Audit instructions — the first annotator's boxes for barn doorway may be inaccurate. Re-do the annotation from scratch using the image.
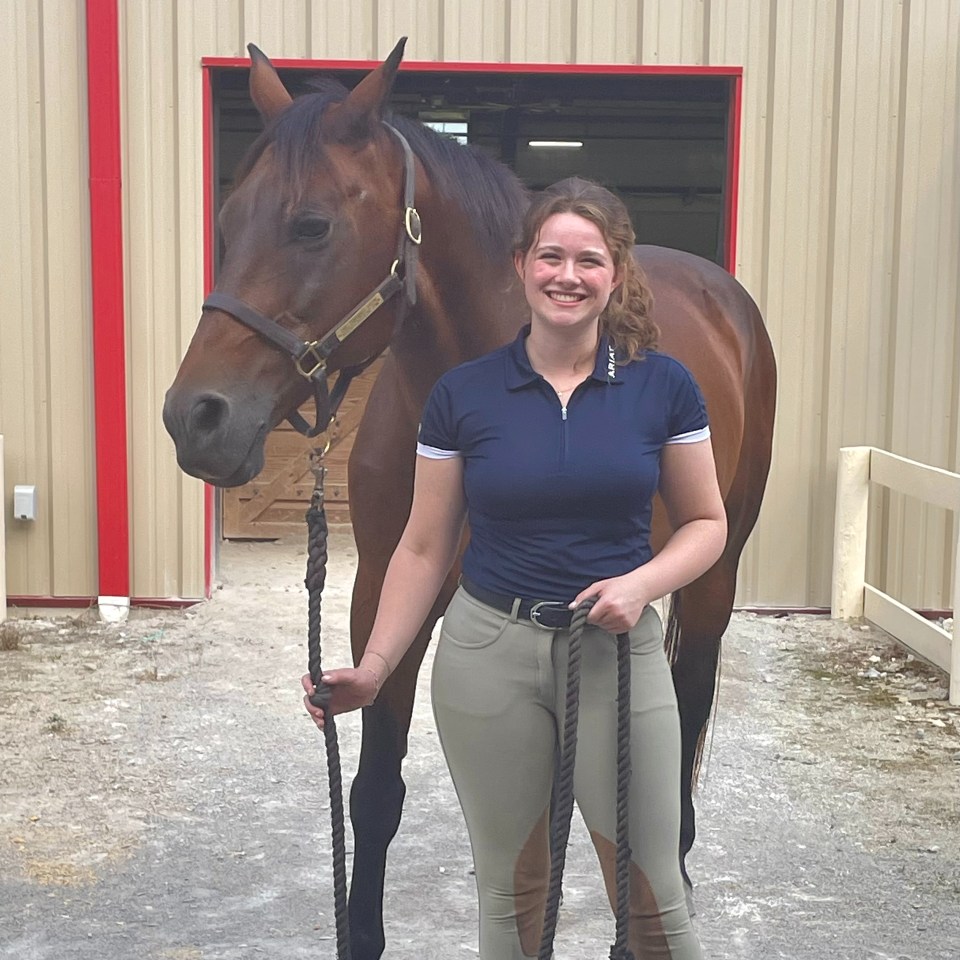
[208,61,737,539]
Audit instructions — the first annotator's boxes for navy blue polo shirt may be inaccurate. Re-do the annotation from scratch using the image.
[417,326,710,600]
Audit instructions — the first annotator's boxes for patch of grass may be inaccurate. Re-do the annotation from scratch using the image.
[0,620,21,651]
[855,684,900,708]
[803,667,837,682]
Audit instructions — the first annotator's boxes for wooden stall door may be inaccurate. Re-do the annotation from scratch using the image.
[222,359,384,537]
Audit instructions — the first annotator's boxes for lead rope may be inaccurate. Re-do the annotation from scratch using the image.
[302,436,629,960]
[537,599,635,960]
[305,447,352,960]
[611,628,634,960]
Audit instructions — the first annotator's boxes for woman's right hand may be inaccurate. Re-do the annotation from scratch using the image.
[301,669,378,729]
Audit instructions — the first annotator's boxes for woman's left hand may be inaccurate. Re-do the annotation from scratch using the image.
[571,572,651,634]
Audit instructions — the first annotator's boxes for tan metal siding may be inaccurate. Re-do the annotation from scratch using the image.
[122,1,207,598]
[508,0,573,63]
[126,0,960,606]
[441,0,507,61]
[706,0,775,604]
[821,0,904,601]
[377,1,443,59]
[310,2,375,58]
[758,0,840,606]
[882,0,960,609]
[0,0,96,598]
[243,1,312,59]
[4,0,953,606]
[640,0,706,63]
[575,1,640,64]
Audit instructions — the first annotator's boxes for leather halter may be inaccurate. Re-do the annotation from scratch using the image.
[201,122,422,438]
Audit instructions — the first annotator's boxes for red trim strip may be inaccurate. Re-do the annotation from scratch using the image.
[723,74,743,272]
[132,597,203,609]
[86,0,130,598]
[202,67,215,598]
[7,597,97,610]
[197,55,742,600]
[7,596,202,610]
[202,56,742,76]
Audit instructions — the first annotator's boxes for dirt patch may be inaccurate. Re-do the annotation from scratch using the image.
[0,534,350,890]
[1,533,959,959]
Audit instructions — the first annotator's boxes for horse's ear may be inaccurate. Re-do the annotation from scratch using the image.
[328,37,407,144]
[248,44,293,122]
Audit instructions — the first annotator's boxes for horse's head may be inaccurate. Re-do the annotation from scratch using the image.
[163,40,417,486]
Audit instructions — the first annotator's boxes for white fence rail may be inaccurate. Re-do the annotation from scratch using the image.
[832,446,960,705]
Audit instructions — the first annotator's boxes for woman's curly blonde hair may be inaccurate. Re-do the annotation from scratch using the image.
[515,177,658,360]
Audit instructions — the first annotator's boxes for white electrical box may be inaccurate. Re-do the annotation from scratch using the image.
[13,484,37,521]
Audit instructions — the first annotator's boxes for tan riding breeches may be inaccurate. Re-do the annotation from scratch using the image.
[431,586,704,960]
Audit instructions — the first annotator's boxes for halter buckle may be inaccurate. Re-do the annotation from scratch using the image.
[405,206,422,244]
[295,342,326,379]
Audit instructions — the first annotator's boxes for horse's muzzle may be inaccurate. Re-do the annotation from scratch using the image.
[162,387,270,486]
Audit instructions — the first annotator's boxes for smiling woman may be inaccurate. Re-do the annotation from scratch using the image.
[304,176,728,959]
[518,212,620,339]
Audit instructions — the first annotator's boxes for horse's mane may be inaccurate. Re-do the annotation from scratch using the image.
[233,79,529,263]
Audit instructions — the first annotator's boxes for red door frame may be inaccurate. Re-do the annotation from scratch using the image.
[200,57,744,585]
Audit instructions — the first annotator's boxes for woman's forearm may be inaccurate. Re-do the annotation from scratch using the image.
[353,455,467,686]
[630,516,727,603]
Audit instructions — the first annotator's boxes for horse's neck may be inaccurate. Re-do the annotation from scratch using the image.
[392,203,527,397]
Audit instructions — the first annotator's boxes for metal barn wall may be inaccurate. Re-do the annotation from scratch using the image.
[2,1,958,607]
[0,1,97,599]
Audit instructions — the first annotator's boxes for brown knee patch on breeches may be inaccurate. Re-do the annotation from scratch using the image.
[513,807,550,956]
[591,831,670,958]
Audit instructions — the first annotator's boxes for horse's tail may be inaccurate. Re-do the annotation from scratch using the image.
[663,588,683,666]
[663,588,721,790]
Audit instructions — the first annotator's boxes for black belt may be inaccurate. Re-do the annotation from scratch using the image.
[460,575,575,630]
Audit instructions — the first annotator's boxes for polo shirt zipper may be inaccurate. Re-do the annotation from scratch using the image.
[560,402,567,466]
[559,394,571,465]
[559,382,587,461]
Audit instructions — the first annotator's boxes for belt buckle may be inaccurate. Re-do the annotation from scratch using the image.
[529,600,569,629]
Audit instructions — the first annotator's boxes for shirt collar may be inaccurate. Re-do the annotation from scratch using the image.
[505,324,623,391]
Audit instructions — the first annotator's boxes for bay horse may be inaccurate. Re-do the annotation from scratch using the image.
[163,40,776,959]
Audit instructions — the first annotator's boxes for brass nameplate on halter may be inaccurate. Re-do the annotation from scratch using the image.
[336,292,385,342]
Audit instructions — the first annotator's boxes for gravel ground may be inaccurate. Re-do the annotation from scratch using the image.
[1,531,958,959]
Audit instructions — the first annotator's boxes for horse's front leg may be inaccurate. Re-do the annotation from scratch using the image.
[346,575,454,960]
[341,364,459,960]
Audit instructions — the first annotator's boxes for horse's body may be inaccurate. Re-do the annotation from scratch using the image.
[163,41,775,960]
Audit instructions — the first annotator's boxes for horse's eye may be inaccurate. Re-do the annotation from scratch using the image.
[294,216,332,242]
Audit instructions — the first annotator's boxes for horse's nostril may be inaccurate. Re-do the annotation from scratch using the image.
[189,394,229,435]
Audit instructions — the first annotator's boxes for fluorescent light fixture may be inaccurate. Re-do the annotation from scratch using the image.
[528,140,584,148]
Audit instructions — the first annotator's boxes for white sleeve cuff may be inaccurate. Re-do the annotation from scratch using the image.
[664,425,711,445]
[416,442,462,460]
